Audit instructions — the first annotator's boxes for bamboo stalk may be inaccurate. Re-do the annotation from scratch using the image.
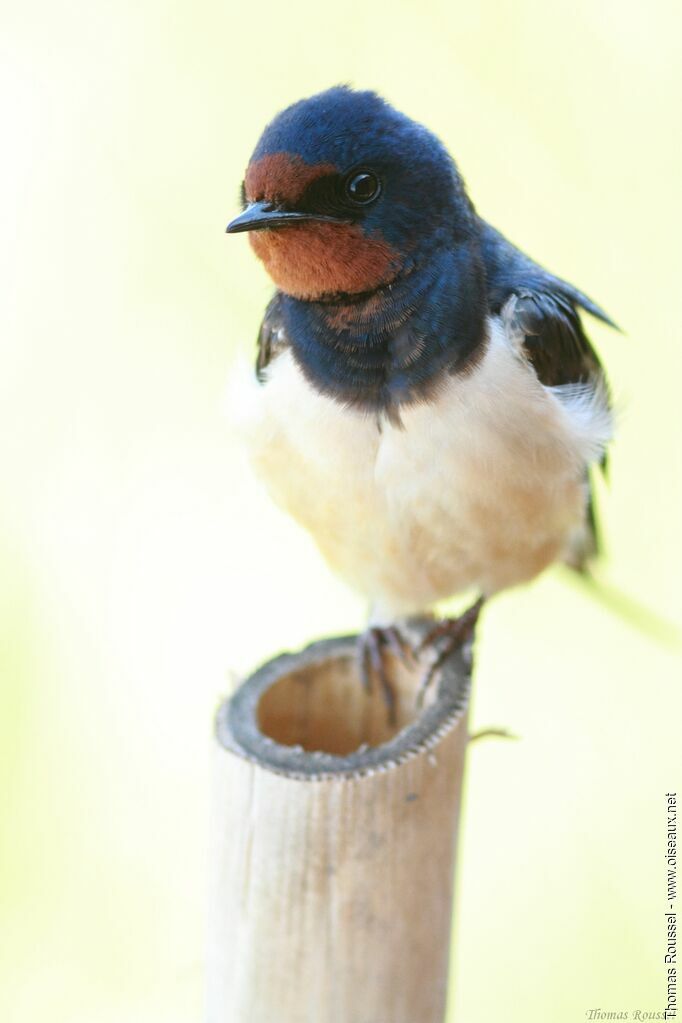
[207,622,472,1023]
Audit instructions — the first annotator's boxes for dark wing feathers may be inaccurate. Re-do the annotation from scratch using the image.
[504,290,606,391]
[480,220,615,567]
[255,292,289,382]
[480,222,613,386]
[481,222,617,328]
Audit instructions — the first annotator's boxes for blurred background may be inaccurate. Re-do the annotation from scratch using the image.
[1,1,680,1020]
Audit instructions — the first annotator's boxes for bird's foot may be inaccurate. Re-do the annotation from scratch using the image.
[416,597,485,701]
[357,625,414,725]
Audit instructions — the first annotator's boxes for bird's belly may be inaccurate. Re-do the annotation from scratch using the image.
[238,319,610,618]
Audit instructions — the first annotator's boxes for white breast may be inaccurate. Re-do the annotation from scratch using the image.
[233,315,612,621]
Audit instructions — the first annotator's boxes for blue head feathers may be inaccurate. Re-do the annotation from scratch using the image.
[227,86,488,414]
[229,86,479,297]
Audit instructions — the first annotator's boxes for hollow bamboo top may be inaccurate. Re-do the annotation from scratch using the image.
[215,621,472,781]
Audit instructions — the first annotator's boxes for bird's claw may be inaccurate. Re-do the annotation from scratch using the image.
[357,625,414,724]
[416,597,485,703]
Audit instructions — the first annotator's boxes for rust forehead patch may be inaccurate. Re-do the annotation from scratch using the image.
[245,153,337,205]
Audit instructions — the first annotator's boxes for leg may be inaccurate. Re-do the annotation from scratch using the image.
[416,597,485,698]
[357,625,414,725]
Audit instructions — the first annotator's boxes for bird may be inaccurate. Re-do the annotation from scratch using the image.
[226,86,614,714]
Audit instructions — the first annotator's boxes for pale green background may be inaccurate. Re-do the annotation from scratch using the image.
[1,1,680,1020]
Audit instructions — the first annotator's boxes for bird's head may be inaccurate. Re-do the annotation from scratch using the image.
[227,87,476,301]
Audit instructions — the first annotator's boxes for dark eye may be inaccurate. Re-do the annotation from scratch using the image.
[344,170,381,206]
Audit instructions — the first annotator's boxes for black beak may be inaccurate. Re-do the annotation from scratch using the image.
[226,200,348,234]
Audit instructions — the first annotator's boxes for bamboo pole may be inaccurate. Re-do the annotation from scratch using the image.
[207,621,473,1023]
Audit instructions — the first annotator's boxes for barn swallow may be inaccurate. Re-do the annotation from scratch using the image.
[227,86,614,712]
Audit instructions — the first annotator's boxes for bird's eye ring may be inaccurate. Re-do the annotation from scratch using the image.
[344,170,381,206]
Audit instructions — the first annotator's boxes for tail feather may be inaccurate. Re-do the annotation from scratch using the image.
[560,565,681,647]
